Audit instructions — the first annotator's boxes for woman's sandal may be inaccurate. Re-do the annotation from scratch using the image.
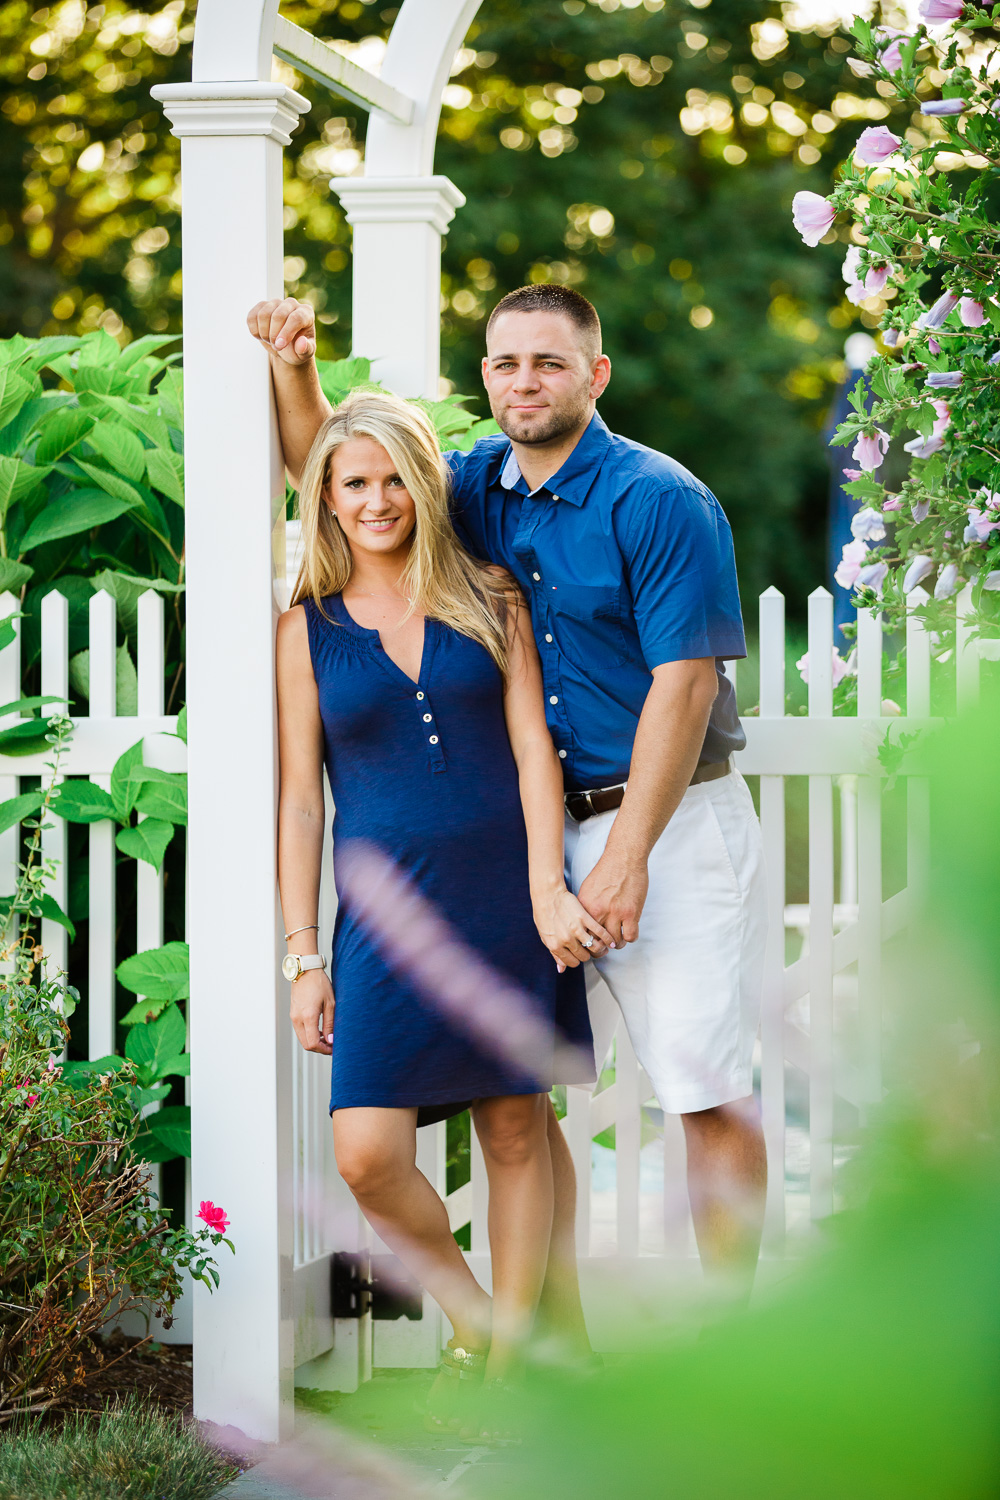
[460,1376,522,1446]
[422,1341,488,1435]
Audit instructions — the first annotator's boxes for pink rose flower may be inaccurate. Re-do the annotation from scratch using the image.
[198,1200,231,1235]
[852,428,890,472]
[792,191,835,247]
[854,126,903,165]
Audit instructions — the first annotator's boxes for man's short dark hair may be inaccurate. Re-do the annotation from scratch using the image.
[486,284,602,358]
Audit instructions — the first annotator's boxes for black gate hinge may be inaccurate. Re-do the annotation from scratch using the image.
[331,1251,423,1321]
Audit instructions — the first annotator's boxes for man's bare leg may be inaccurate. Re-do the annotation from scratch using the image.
[535,1098,593,1358]
[681,1096,767,1307]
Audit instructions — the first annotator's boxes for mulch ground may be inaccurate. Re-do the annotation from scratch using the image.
[34,1332,194,1429]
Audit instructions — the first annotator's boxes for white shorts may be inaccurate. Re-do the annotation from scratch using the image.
[564,768,767,1115]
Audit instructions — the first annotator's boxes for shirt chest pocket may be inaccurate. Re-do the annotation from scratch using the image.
[547,582,632,670]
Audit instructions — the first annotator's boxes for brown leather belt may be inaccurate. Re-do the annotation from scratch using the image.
[565,760,731,823]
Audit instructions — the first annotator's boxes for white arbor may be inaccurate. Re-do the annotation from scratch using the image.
[151,0,485,1442]
[145,0,944,1449]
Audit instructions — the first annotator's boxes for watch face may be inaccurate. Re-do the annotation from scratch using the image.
[281,954,299,982]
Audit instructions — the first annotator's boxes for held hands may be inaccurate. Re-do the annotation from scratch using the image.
[289,969,335,1056]
[577,850,649,948]
[533,886,615,974]
[246,297,317,366]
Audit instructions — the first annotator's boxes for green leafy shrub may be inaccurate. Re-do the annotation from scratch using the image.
[0,976,230,1421]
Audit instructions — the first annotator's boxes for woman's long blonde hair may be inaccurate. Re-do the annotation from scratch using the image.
[292,391,513,679]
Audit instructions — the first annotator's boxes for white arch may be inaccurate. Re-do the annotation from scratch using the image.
[191,0,281,83]
[368,0,484,177]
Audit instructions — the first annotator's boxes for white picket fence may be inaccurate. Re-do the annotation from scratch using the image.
[11,567,978,1379]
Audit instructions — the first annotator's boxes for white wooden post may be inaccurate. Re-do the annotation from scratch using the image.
[152,77,309,1444]
[757,586,786,1248]
[40,591,68,981]
[331,178,464,398]
[88,591,117,1060]
[0,595,21,945]
[855,608,883,1115]
[806,588,835,1220]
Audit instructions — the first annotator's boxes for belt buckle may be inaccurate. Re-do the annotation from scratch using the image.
[581,790,596,819]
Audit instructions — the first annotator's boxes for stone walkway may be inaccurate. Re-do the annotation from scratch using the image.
[210,1371,521,1499]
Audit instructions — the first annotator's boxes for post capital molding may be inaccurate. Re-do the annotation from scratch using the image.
[331,175,465,236]
[151,82,310,147]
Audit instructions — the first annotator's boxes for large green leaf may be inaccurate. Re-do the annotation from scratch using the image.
[0,559,33,596]
[125,1000,186,1076]
[110,736,145,820]
[71,457,144,508]
[0,694,69,718]
[31,890,76,940]
[116,817,174,871]
[116,940,190,1000]
[0,611,22,652]
[120,994,172,1027]
[0,790,45,834]
[86,419,147,483]
[92,392,171,451]
[145,446,184,507]
[146,1105,192,1157]
[157,368,183,428]
[67,642,138,713]
[21,335,82,373]
[0,365,34,433]
[133,766,187,825]
[118,334,180,371]
[34,408,95,466]
[0,719,54,757]
[174,703,187,744]
[51,779,118,823]
[133,1102,191,1162]
[77,329,122,368]
[90,569,184,638]
[19,487,137,549]
[0,456,43,520]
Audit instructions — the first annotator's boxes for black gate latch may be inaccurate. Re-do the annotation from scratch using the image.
[331,1251,423,1321]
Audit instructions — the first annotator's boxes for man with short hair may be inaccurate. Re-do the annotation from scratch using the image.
[248,285,768,1323]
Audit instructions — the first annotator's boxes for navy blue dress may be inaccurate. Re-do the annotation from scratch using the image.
[303,594,594,1124]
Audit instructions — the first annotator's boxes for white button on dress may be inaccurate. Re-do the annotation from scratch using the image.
[423,713,433,723]
[429,735,439,745]
[416,691,425,700]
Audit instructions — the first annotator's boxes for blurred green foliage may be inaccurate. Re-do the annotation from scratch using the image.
[0,0,912,604]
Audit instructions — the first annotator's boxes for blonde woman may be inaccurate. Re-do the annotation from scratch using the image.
[276,391,606,1432]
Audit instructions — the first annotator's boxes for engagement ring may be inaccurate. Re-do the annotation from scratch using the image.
[582,936,594,949]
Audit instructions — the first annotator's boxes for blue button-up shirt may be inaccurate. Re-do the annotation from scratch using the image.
[446,412,746,793]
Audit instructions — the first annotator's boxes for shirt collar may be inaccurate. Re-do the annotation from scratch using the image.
[496,411,613,507]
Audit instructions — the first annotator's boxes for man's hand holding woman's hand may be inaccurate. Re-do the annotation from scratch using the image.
[533,886,615,973]
[289,970,336,1056]
[247,297,317,366]
[577,850,649,949]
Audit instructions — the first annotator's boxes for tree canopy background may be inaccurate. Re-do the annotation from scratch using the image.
[0,0,909,603]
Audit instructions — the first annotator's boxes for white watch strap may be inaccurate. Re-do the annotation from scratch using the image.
[298,954,325,973]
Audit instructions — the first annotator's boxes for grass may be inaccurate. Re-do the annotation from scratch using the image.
[0,1398,238,1500]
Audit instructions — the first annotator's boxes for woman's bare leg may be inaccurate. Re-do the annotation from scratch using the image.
[472,1093,553,1382]
[535,1098,592,1357]
[333,1106,491,1348]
